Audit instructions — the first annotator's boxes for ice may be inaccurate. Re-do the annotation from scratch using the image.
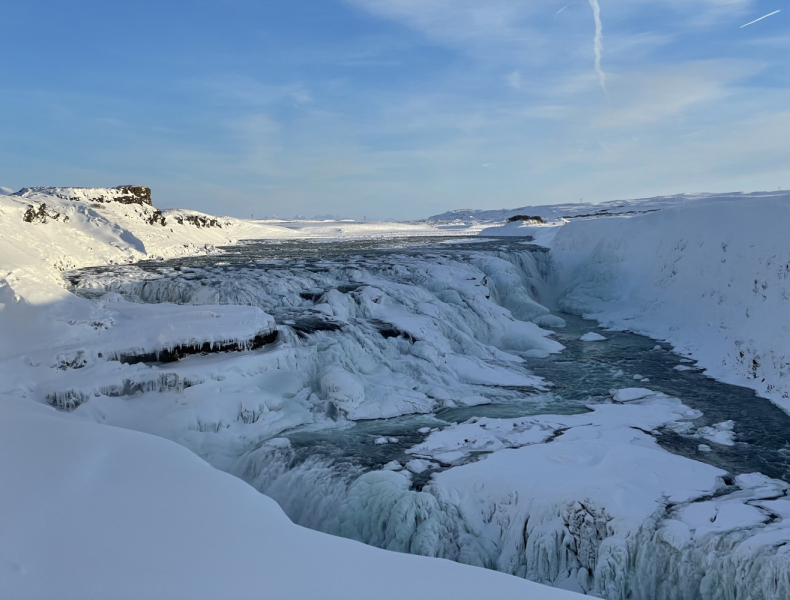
[612,387,656,402]
[6,186,790,599]
[405,459,436,474]
[320,394,790,600]
[275,391,790,600]
[52,238,561,426]
[534,314,567,328]
[580,332,607,341]
[695,420,736,446]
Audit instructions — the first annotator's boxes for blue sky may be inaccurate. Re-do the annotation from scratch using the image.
[1,0,787,219]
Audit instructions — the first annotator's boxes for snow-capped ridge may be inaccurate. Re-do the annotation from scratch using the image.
[14,185,153,206]
[427,191,783,227]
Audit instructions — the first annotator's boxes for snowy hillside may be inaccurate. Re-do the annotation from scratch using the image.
[0,186,302,302]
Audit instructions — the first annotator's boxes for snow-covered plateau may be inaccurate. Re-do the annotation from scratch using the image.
[2,186,790,599]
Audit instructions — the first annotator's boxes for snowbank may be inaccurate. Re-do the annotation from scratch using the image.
[0,395,581,600]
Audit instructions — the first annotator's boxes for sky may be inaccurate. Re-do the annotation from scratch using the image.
[1,0,787,220]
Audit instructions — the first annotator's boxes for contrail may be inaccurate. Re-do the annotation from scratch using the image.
[555,3,572,17]
[741,10,780,28]
[588,0,607,95]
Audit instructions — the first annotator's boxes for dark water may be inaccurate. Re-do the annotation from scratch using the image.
[278,311,790,489]
[526,315,790,483]
[68,236,541,286]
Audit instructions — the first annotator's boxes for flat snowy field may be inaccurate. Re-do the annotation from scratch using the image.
[2,185,790,599]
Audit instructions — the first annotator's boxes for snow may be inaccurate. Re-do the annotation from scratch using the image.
[5,184,790,599]
[0,187,590,599]
[458,189,790,415]
[695,420,736,446]
[56,237,561,426]
[296,390,790,600]
[580,332,607,342]
[0,395,580,600]
[427,191,769,229]
[547,191,790,413]
[612,387,655,402]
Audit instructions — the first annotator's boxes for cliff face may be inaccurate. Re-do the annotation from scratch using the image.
[108,185,152,205]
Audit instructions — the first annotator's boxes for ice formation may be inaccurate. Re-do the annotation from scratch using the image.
[233,390,790,600]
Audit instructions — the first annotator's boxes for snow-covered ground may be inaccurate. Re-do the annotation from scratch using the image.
[3,185,790,599]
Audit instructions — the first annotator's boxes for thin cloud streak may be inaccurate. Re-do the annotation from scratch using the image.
[741,10,780,28]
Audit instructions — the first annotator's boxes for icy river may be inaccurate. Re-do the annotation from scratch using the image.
[68,237,790,599]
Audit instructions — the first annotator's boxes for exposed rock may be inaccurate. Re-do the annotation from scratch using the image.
[147,208,166,226]
[22,203,69,224]
[506,214,546,224]
[108,186,152,205]
[174,214,226,228]
[113,329,279,365]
